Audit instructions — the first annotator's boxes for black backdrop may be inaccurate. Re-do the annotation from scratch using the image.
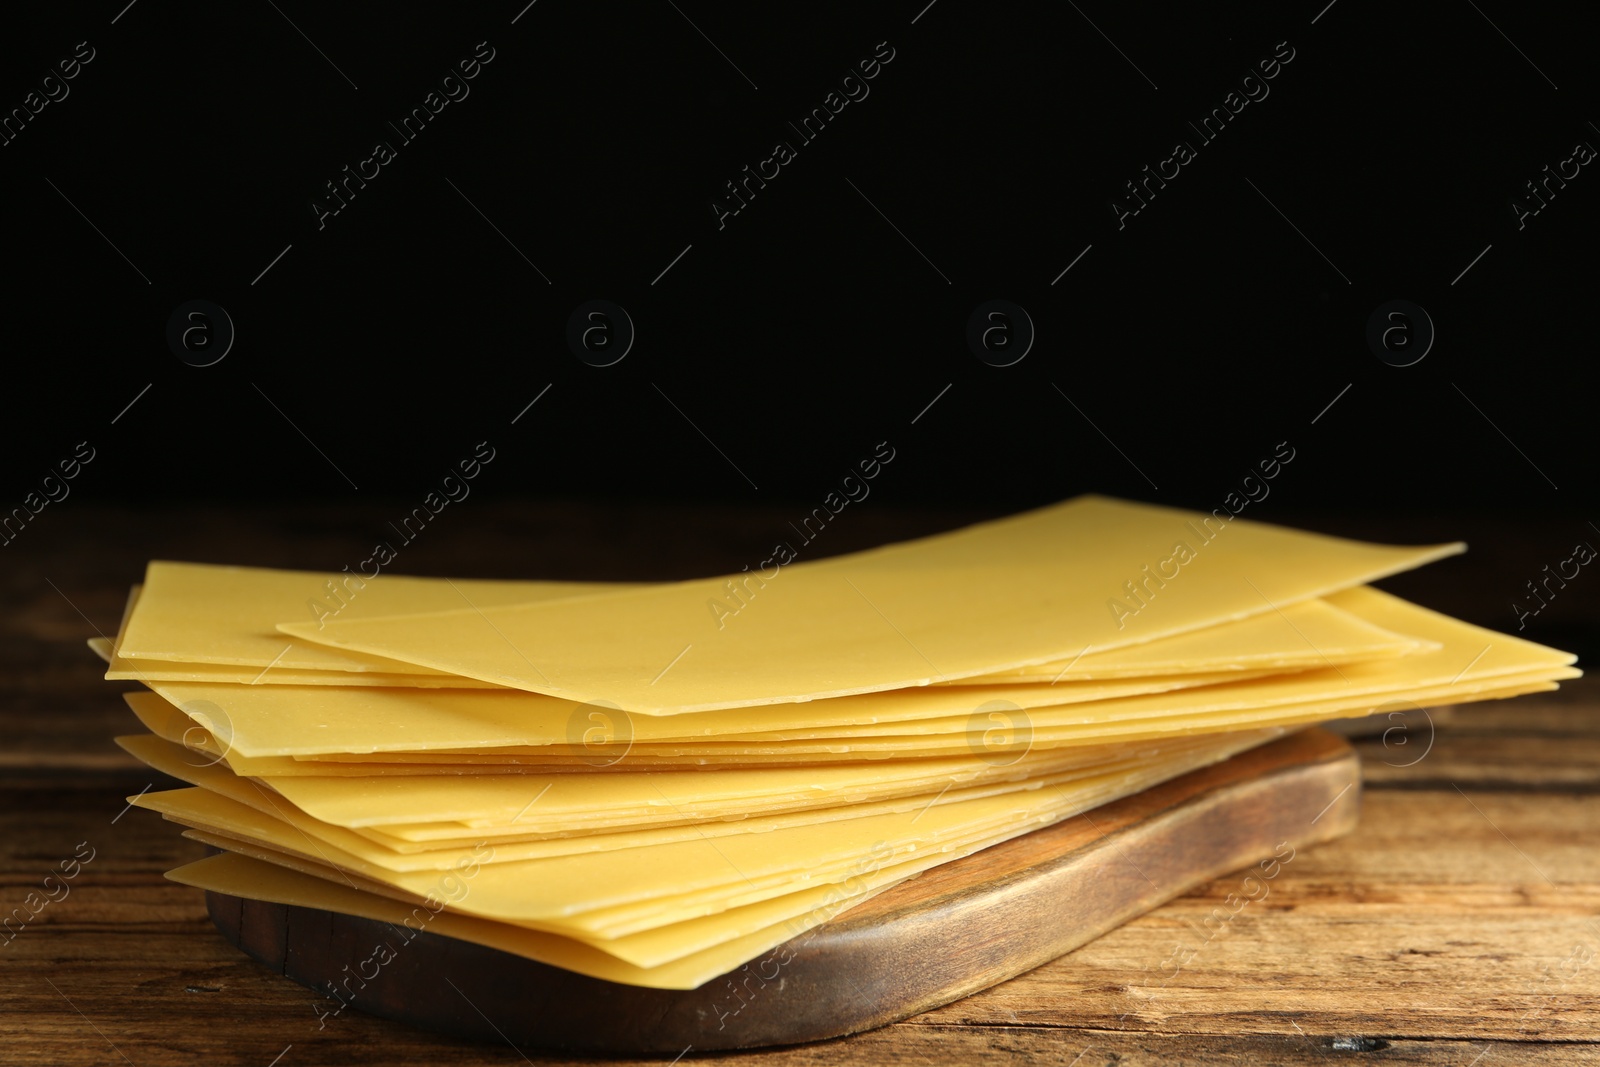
[1,1,1595,515]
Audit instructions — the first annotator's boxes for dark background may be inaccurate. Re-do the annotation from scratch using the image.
[1,1,1595,648]
[2,13,1599,1060]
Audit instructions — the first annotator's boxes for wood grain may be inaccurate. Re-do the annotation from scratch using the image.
[200,729,1358,1053]
[3,502,1596,1065]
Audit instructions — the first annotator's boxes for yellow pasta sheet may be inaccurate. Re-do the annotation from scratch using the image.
[277,496,1463,712]
[117,729,1270,846]
[138,669,1274,759]
[150,587,1573,765]
[123,731,1266,870]
[152,677,1540,996]
[116,561,628,672]
[107,658,503,688]
[123,693,549,777]
[157,676,1558,976]
[86,584,139,667]
[104,555,1422,688]
[972,597,1429,681]
[281,664,1573,763]
[131,733,1265,937]
[167,850,909,988]
[102,585,498,686]
[703,587,1575,741]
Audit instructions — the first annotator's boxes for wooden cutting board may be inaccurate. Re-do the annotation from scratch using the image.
[204,728,1361,1054]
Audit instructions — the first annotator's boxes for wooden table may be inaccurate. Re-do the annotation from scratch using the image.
[4,503,1597,1066]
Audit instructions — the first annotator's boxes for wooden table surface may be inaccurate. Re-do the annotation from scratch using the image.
[3,502,1597,1066]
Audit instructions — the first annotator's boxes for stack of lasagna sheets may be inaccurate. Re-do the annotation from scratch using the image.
[99,496,1578,988]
